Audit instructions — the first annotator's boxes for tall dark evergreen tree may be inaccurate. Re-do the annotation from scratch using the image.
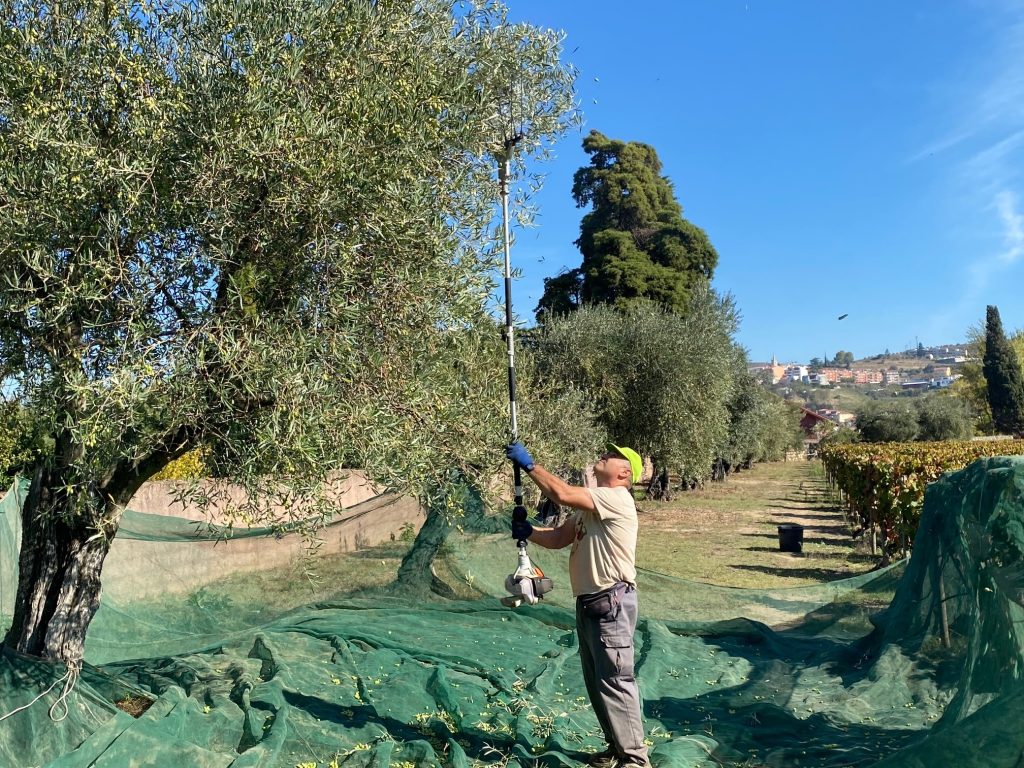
[536,130,717,317]
[983,305,1024,436]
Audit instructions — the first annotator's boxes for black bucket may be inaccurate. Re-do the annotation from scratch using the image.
[778,523,804,553]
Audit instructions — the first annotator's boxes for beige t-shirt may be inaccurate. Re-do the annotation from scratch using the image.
[568,486,638,597]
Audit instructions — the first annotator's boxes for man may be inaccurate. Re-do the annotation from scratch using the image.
[505,441,649,768]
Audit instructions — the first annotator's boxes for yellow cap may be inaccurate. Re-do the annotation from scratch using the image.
[608,444,643,485]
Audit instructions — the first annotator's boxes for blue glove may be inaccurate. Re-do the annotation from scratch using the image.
[506,442,535,471]
[511,505,533,542]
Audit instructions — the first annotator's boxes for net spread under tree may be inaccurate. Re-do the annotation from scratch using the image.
[0,0,577,663]
[4,456,1024,766]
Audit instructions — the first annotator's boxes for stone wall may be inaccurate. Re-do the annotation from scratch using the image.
[102,474,425,599]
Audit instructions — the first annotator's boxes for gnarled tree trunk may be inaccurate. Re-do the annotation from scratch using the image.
[3,426,191,663]
[3,467,118,664]
[647,466,671,500]
[392,503,455,598]
[392,476,490,597]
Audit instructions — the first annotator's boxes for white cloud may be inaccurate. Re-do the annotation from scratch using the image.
[927,189,1024,341]
[995,190,1024,265]
[961,127,1024,195]
[920,10,1024,337]
[913,17,1024,167]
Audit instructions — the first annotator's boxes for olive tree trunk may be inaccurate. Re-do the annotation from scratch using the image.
[647,466,671,500]
[392,476,491,597]
[392,504,455,597]
[3,467,118,664]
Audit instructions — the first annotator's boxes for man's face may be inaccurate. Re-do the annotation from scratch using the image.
[595,451,631,486]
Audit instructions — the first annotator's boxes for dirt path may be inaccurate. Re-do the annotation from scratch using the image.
[636,460,879,588]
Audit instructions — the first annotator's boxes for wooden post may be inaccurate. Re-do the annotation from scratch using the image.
[938,567,951,649]
[870,507,877,556]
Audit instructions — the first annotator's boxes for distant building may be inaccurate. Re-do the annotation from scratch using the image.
[750,355,789,384]
[814,408,856,425]
[882,368,902,386]
[931,375,961,389]
[853,369,884,385]
[820,367,854,383]
[799,406,831,436]
[785,365,809,382]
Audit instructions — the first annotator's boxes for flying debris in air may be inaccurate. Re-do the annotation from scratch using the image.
[837,314,848,321]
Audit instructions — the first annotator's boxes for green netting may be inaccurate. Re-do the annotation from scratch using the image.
[1,457,1023,767]
[444,532,904,634]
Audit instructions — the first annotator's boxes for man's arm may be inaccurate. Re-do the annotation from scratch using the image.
[526,464,596,514]
[526,516,577,549]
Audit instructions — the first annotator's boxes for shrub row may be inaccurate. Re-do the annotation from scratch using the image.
[820,439,1024,555]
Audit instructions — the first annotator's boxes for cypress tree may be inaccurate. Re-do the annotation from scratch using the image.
[982,305,1024,436]
[537,130,717,317]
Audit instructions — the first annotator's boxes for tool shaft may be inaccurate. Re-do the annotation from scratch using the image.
[499,152,523,507]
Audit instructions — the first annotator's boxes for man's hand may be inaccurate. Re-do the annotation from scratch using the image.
[506,442,535,471]
[511,505,534,542]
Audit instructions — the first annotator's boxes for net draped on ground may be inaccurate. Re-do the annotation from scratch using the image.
[1,457,1023,767]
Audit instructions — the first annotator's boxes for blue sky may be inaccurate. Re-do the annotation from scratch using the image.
[503,0,1024,363]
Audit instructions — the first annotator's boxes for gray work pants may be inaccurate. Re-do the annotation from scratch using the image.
[576,584,647,765]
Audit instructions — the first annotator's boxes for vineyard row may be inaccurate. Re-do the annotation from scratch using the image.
[820,439,1024,556]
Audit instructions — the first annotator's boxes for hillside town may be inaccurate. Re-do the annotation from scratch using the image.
[748,344,972,428]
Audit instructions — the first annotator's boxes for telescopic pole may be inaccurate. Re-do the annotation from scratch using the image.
[499,143,523,512]
[499,137,530,555]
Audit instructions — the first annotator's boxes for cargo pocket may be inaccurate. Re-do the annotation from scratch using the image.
[599,634,633,677]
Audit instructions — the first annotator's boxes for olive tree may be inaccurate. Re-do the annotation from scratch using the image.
[718,359,802,477]
[855,401,920,443]
[0,0,576,662]
[915,396,972,441]
[535,289,737,497]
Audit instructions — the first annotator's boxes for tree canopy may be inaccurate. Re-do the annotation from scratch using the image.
[534,290,737,488]
[720,356,803,471]
[831,351,854,368]
[915,396,972,442]
[983,305,1024,437]
[536,130,717,318]
[855,401,920,443]
[855,395,972,443]
[0,0,577,661]
[949,319,1024,434]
